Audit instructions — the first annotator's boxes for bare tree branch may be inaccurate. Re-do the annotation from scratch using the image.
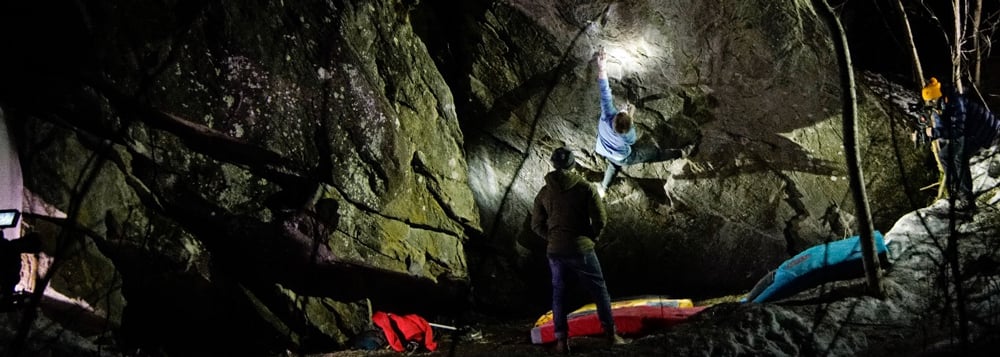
[811,0,884,298]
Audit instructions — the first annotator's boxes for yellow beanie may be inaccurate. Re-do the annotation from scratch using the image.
[922,77,942,101]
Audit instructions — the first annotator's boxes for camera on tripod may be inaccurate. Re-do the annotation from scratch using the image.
[907,101,937,148]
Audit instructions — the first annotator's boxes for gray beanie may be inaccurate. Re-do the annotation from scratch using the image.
[550,147,575,170]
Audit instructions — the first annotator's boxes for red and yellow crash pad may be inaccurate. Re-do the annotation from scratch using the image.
[530,296,707,344]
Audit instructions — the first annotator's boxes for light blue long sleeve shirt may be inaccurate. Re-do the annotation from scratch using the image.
[594,78,636,162]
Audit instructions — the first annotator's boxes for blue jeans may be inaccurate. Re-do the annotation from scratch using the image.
[548,251,615,340]
[601,144,684,189]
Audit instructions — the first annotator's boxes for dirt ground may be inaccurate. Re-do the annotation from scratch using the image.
[313,313,701,357]
[315,296,745,357]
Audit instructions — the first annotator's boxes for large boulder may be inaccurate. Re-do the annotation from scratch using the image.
[0,0,940,354]
[412,0,935,313]
[3,0,479,354]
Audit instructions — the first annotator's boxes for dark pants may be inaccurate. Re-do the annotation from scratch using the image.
[938,136,975,203]
[1,240,24,297]
[548,251,615,340]
[601,144,684,189]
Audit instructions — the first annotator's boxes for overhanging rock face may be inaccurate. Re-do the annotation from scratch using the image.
[1,0,936,354]
[414,0,933,311]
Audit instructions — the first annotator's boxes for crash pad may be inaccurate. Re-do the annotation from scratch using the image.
[744,231,888,303]
[530,296,706,344]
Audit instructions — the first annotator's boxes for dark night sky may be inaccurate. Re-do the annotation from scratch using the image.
[839,0,1000,108]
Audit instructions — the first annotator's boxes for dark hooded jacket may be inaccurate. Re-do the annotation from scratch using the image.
[934,84,1000,149]
[531,169,607,254]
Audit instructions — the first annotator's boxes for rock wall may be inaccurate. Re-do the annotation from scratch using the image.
[4,0,480,354]
[0,0,936,354]
[412,0,934,313]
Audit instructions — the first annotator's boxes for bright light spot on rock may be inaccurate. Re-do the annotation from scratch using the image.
[448,158,459,179]
[603,37,659,75]
[468,151,500,199]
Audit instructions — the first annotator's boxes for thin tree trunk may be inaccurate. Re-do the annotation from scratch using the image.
[952,0,964,93]
[949,0,971,351]
[811,0,884,298]
[937,1,974,352]
[893,0,947,199]
[971,0,983,86]
[893,0,925,87]
[946,210,970,352]
[933,141,947,200]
